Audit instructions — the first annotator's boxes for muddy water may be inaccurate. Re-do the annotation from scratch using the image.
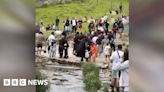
[40,65,86,92]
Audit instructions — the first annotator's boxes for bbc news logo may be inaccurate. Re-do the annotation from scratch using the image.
[3,79,48,86]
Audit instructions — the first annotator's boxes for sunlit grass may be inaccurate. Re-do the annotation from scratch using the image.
[36,0,128,37]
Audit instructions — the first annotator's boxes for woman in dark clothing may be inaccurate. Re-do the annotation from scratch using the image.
[73,32,80,55]
[59,36,69,58]
[108,32,116,51]
[112,22,118,39]
[65,18,70,32]
[59,36,65,58]
[104,21,109,35]
[63,37,69,58]
[77,38,86,61]
[88,21,95,34]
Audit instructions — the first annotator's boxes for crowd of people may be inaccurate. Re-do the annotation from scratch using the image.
[35,12,129,92]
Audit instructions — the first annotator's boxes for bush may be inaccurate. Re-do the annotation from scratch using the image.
[36,71,48,92]
[82,62,101,92]
[82,62,99,77]
[103,85,109,92]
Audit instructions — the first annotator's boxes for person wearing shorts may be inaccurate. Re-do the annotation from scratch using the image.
[110,45,124,92]
[35,32,45,55]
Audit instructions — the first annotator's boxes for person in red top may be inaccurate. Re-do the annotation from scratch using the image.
[90,42,97,62]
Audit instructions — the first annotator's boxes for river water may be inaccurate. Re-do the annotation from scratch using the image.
[40,65,86,92]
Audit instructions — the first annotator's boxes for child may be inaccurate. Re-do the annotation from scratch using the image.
[104,43,111,61]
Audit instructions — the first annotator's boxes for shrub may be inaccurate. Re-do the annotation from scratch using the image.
[82,62,99,77]
[82,62,101,92]
[103,85,109,92]
[36,71,48,92]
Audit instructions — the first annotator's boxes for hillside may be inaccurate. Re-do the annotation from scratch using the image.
[36,0,128,24]
[36,0,128,37]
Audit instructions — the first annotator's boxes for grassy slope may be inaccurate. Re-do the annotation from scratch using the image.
[36,0,128,37]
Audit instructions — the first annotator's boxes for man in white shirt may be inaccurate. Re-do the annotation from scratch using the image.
[47,32,55,54]
[110,44,124,92]
[71,17,77,32]
[92,35,98,44]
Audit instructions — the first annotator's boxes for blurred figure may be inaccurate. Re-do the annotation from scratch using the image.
[77,19,83,32]
[112,21,119,39]
[90,42,97,62]
[71,17,77,32]
[64,17,70,32]
[108,32,115,51]
[118,20,124,38]
[40,17,44,27]
[47,32,55,54]
[36,31,45,55]
[55,16,60,30]
[49,40,56,58]
[113,49,129,92]
[78,38,86,61]
[104,20,109,35]
[102,35,110,47]
[63,36,69,58]
[104,43,111,61]
[73,32,80,55]
[88,21,95,34]
[35,23,40,33]
[59,36,65,58]
[119,3,123,13]
[96,33,104,55]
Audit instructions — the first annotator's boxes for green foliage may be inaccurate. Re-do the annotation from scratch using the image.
[103,85,109,92]
[82,62,99,77]
[36,71,48,92]
[36,0,128,30]
[82,62,101,92]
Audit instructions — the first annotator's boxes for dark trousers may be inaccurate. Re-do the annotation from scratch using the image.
[64,48,68,58]
[59,52,63,58]
[81,57,84,61]
[110,43,115,51]
[105,29,108,35]
[59,47,63,58]
[72,26,76,32]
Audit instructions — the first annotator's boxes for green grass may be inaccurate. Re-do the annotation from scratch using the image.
[36,71,48,92]
[36,0,128,37]
[82,62,101,92]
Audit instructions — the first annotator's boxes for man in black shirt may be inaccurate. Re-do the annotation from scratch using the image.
[65,17,70,32]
